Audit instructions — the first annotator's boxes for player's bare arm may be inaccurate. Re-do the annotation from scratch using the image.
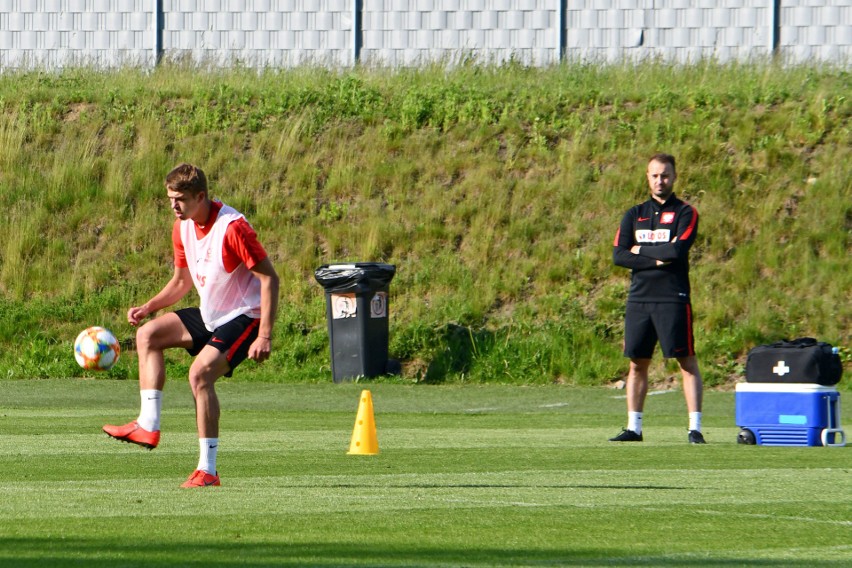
[247,258,280,362]
[127,266,194,326]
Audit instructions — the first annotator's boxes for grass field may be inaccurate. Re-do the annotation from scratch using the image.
[0,379,849,567]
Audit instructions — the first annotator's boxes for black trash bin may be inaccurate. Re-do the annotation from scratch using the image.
[314,263,396,383]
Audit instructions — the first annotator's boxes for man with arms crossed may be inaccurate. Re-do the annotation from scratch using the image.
[610,153,705,444]
[104,163,280,486]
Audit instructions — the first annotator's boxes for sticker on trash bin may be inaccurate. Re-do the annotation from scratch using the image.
[331,293,357,319]
[370,292,387,318]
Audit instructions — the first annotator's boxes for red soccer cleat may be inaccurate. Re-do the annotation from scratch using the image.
[103,421,160,450]
[181,469,221,488]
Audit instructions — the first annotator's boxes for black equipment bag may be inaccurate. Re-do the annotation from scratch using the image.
[745,338,842,385]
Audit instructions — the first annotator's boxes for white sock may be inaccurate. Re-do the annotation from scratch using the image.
[627,411,643,434]
[689,412,702,432]
[197,438,219,475]
[137,390,162,432]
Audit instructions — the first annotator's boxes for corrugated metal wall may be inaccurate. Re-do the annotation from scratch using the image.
[0,0,849,70]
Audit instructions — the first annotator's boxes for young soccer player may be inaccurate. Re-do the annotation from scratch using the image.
[104,163,280,486]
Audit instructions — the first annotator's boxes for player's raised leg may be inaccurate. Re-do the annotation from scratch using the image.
[103,313,193,449]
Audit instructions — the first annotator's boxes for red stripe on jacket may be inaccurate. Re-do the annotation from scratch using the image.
[679,205,699,241]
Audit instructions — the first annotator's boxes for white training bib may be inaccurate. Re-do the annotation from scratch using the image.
[181,205,262,331]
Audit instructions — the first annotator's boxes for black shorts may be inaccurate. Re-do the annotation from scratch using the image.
[175,308,260,377]
[624,302,695,359]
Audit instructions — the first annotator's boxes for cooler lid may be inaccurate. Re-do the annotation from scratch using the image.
[735,382,840,393]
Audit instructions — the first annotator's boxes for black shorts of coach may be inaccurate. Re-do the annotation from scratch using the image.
[623,302,695,359]
[175,308,260,377]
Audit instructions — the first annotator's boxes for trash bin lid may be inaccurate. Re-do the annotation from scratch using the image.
[314,262,396,293]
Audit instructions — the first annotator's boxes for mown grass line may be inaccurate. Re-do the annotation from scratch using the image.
[0,380,848,566]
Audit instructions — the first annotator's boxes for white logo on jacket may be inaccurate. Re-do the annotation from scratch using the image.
[635,229,671,243]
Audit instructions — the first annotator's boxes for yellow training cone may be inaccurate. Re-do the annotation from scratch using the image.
[348,389,379,455]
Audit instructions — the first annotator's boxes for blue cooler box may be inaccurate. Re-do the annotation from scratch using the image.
[735,383,846,447]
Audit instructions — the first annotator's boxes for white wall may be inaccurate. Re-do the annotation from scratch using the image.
[0,0,849,70]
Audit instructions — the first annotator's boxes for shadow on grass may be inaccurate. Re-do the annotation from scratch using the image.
[0,538,843,567]
[280,483,690,491]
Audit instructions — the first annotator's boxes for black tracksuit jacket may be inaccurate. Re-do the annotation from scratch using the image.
[612,194,699,304]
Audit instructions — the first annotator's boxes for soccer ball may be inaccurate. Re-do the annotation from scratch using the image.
[74,326,120,371]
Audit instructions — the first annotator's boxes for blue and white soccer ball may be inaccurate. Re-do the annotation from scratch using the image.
[74,326,120,371]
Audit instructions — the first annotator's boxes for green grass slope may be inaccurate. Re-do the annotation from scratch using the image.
[0,62,849,385]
